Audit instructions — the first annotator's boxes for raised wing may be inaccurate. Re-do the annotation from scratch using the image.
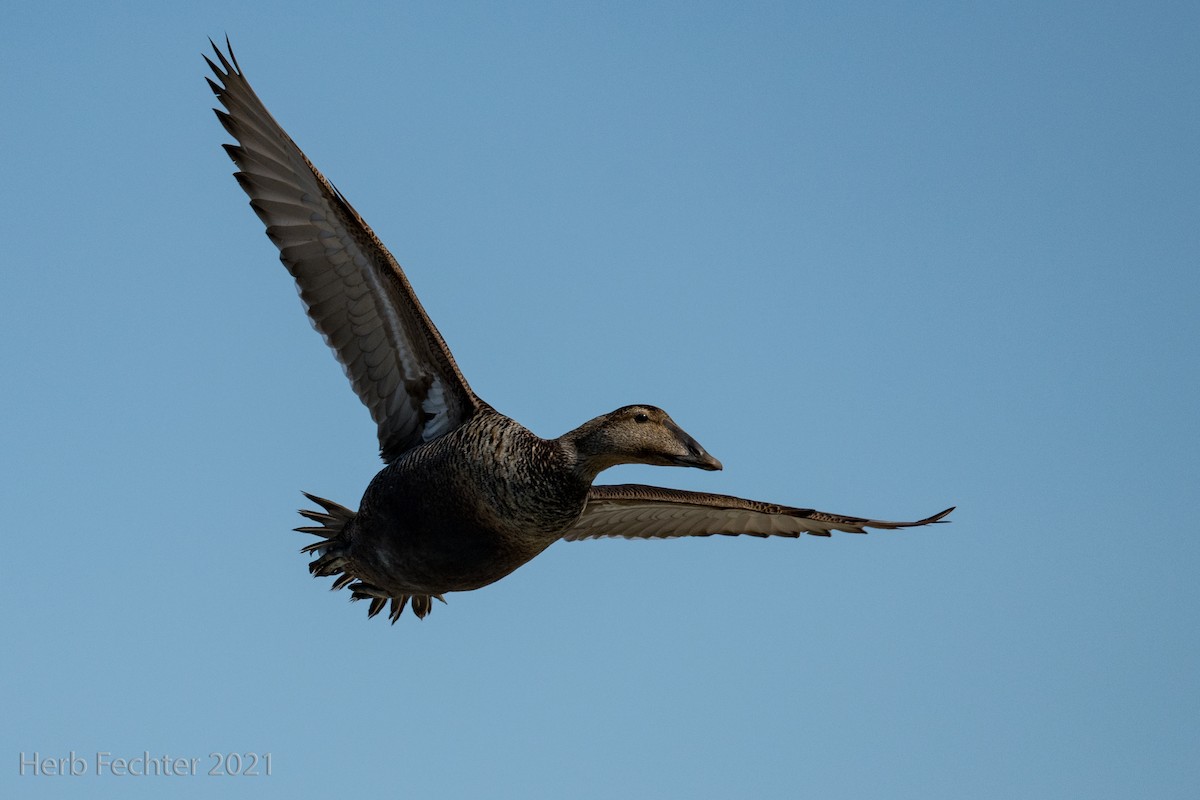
[564,484,953,540]
[206,39,480,462]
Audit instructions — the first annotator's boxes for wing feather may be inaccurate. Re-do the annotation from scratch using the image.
[206,38,480,462]
[565,484,953,541]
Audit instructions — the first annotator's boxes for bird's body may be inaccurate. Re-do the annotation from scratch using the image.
[345,408,589,597]
[206,39,953,623]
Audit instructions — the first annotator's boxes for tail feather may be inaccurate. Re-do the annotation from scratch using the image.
[309,552,348,576]
[297,510,343,526]
[388,596,409,623]
[296,491,445,623]
[367,597,387,618]
[301,491,355,518]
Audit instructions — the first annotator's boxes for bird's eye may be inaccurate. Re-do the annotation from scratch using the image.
[634,412,649,423]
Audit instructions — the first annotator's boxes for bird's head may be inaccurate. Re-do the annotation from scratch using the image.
[563,404,723,480]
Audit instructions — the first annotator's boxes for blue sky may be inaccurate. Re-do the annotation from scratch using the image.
[2,2,1197,798]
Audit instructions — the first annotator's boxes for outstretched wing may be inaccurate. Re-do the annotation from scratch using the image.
[564,484,953,540]
[205,39,480,463]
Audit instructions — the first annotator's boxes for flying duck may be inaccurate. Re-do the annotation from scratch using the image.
[205,40,953,623]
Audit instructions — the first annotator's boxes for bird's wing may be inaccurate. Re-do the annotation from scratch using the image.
[205,39,480,463]
[564,484,954,540]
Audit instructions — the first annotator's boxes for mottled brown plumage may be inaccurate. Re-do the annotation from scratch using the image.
[207,39,952,623]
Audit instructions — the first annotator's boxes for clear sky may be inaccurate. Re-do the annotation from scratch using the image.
[3,2,1197,798]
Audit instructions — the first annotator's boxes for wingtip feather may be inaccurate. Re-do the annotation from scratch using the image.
[926,506,955,524]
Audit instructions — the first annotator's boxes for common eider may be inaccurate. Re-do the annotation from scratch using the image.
[206,40,953,623]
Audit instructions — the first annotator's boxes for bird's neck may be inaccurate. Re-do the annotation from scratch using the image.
[558,418,624,483]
